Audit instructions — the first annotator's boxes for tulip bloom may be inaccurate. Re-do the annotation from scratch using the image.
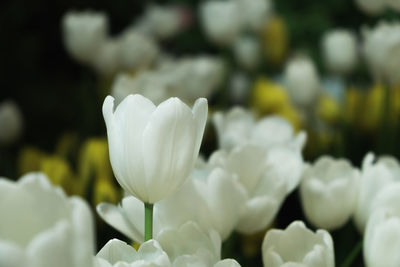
[102,94,207,204]
[262,221,335,267]
[0,173,94,267]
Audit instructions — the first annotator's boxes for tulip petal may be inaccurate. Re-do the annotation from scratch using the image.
[142,98,197,203]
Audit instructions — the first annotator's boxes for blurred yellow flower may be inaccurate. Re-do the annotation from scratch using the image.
[316,94,341,124]
[262,16,289,66]
[93,178,119,206]
[18,146,44,175]
[344,87,364,126]
[78,138,113,195]
[252,77,289,113]
[40,155,77,195]
[361,84,384,131]
[55,132,79,159]
[251,77,302,130]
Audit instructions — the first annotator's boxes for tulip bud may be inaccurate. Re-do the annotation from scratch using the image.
[322,29,358,74]
[102,94,207,204]
[300,156,360,230]
[284,57,321,108]
[62,10,108,64]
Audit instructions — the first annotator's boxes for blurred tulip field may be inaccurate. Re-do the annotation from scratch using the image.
[1,0,400,266]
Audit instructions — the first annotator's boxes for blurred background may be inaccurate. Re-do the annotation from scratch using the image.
[1,0,400,266]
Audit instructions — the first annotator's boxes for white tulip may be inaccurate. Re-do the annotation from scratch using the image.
[62,11,108,64]
[300,156,360,230]
[233,36,261,70]
[262,221,335,267]
[94,239,170,267]
[0,100,23,145]
[209,144,288,234]
[322,29,358,74]
[102,94,207,204]
[362,21,400,85]
[284,57,321,108]
[354,152,400,232]
[364,184,400,267]
[0,172,94,267]
[235,0,273,32]
[200,1,243,45]
[117,30,159,71]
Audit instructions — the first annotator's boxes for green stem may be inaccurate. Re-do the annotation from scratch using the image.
[144,203,153,241]
[340,240,362,267]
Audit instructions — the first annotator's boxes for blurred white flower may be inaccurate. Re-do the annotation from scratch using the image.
[233,36,261,70]
[191,166,248,240]
[209,144,288,234]
[102,94,207,203]
[157,221,241,267]
[364,184,400,267]
[91,38,120,76]
[229,72,251,104]
[250,115,307,151]
[111,73,168,106]
[117,30,159,71]
[262,221,335,267]
[213,107,306,151]
[143,5,183,39]
[0,100,23,145]
[200,1,243,45]
[62,11,108,64]
[355,0,386,15]
[322,29,358,74]
[213,107,255,151]
[235,0,273,32]
[300,156,360,230]
[94,239,170,267]
[0,173,94,267]
[354,152,400,232]
[284,56,321,108]
[362,21,400,85]
[165,57,225,102]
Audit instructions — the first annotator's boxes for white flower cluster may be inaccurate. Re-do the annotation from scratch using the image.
[111,56,224,105]
[62,5,189,76]
[200,0,272,70]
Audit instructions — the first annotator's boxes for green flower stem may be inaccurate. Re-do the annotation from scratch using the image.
[340,240,362,267]
[144,202,154,241]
